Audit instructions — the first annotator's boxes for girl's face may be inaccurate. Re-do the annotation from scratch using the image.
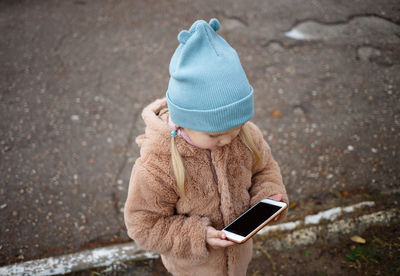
[184,125,242,150]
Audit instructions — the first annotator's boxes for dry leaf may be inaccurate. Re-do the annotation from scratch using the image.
[270,109,283,118]
[350,235,366,244]
[289,202,297,209]
[285,66,295,73]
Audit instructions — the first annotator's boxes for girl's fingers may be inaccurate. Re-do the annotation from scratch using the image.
[207,227,227,239]
[207,226,221,238]
[206,226,235,248]
[210,238,235,248]
[268,194,283,201]
[218,240,235,247]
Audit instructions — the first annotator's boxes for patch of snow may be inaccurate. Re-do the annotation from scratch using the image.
[284,29,312,40]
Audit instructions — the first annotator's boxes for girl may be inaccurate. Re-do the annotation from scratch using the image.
[124,18,288,276]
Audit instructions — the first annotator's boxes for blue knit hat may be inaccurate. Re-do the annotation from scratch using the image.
[166,18,254,132]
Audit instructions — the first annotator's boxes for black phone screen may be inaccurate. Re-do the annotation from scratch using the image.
[224,202,281,237]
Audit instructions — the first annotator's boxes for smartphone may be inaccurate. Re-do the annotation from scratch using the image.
[222,198,287,244]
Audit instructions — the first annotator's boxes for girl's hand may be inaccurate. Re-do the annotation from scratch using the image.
[268,194,284,221]
[268,194,283,202]
[206,226,235,249]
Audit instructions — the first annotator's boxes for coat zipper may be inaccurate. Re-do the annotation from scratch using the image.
[208,151,230,275]
[208,151,218,184]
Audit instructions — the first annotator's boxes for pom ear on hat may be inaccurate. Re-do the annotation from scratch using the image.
[177,30,191,44]
[177,18,220,44]
[209,18,220,31]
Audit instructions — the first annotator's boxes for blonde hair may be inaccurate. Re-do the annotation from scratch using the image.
[170,124,262,198]
[170,126,186,197]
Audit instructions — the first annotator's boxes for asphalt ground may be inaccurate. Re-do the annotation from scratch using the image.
[1,0,399,272]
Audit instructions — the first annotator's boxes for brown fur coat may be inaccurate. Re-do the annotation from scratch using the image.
[124,98,288,276]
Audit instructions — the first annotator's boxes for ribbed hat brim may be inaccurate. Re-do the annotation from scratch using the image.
[167,86,254,132]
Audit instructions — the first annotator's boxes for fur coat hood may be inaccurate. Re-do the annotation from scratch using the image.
[124,98,288,276]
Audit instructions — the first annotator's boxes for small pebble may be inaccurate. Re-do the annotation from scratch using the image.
[71,115,80,121]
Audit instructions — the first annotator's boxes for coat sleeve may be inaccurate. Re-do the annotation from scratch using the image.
[124,157,211,263]
[247,123,289,223]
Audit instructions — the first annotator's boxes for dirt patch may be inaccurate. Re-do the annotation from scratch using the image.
[249,223,400,276]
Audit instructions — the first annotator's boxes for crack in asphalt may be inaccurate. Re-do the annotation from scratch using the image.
[212,9,248,27]
[260,38,321,52]
[284,14,400,44]
[110,103,141,209]
[112,108,141,185]
[53,33,70,53]
[287,13,400,31]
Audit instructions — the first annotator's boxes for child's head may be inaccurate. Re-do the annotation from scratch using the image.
[166,18,254,134]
